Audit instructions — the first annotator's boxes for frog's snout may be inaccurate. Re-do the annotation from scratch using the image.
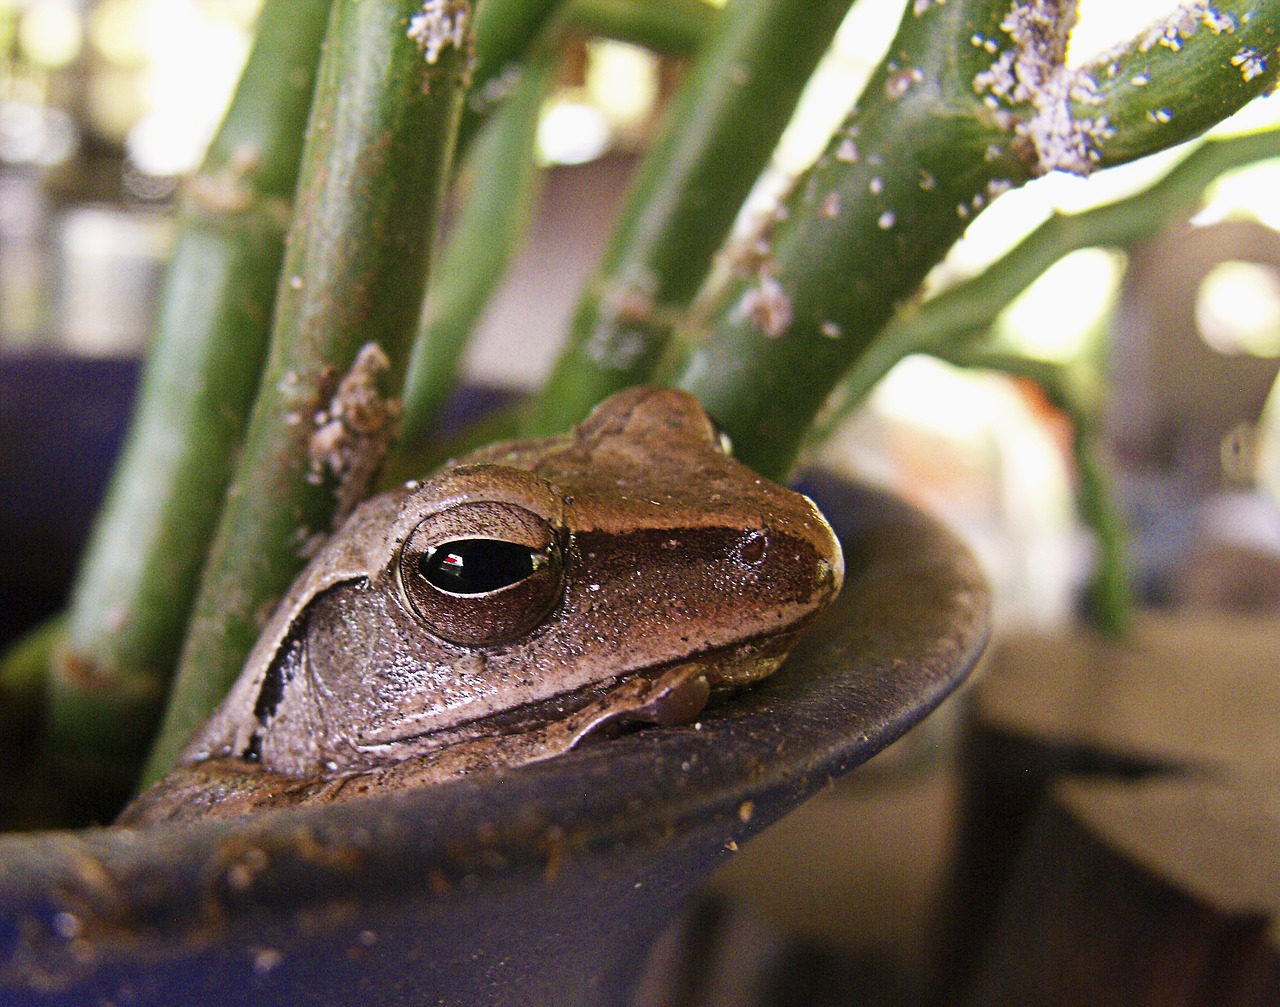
[771,492,844,611]
[707,493,845,653]
[805,496,844,599]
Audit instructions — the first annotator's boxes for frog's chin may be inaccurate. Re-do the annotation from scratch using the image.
[125,631,811,823]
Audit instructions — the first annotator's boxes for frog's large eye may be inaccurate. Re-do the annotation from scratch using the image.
[399,502,563,646]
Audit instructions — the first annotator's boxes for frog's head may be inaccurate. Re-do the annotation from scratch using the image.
[189,388,843,777]
[451,385,843,671]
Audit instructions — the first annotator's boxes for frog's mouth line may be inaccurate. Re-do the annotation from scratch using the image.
[348,627,807,776]
[311,629,810,792]
[549,626,810,747]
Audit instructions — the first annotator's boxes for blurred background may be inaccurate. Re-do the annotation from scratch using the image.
[7,0,1280,631]
[3,0,1280,1003]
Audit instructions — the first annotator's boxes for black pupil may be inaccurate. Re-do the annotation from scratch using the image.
[419,539,538,595]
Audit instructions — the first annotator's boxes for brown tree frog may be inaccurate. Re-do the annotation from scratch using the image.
[121,388,843,824]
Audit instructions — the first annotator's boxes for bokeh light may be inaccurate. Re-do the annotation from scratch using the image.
[1196,260,1280,358]
[585,39,658,133]
[537,99,610,166]
[17,0,82,69]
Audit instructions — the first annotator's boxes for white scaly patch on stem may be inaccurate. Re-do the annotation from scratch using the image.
[1230,46,1268,83]
[308,342,403,529]
[974,0,1117,177]
[1002,1,1250,175]
[408,0,472,64]
[739,273,793,339]
[1133,0,1235,53]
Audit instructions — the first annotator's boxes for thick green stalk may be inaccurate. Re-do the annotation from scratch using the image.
[38,0,330,805]
[523,0,854,436]
[808,128,1280,637]
[2,618,62,741]
[394,47,556,458]
[143,0,474,785]
[390,0,716,473]
[563,0,717,55]
[955,1,1280,178]
[824,126,1280,419]
[671,0,1025,479]
[672,0,1280,480]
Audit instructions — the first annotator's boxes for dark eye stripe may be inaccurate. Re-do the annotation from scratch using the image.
[418,539,541,595]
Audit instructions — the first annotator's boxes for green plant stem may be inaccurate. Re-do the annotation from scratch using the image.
[670,0,1027,480]
[823,126,1280,422]
[0,618,66,829]
[671,0,1280,480]
[809,128,1280,635]
[959,1,1280,177]
[393,48,555,463]
[459,0,714,151]
[563,0,717,55]
[1,618,62,737]
[37,0,330,803]
[1077,424,1133,636]
[390,0,717,476]
[142,0,474,786]
[523,0,855,437]
[942,347,1130,636]
[1071,0,1280,171]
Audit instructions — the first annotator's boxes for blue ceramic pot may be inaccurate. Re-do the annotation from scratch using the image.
[0,354,138,647]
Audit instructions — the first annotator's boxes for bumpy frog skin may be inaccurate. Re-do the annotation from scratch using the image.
[121,388,843,824]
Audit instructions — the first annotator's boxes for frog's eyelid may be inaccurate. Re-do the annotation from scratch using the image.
[399,504,565,644]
